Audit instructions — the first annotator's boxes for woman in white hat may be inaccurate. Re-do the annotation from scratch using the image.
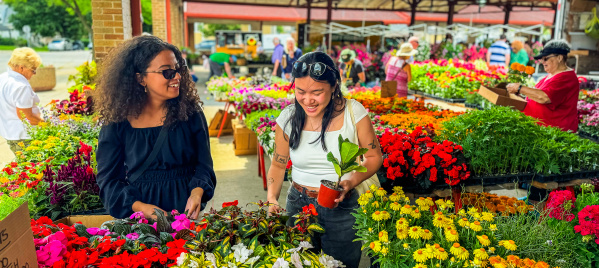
[385,43,417,97]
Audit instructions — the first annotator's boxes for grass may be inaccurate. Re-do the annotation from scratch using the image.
[0,45,49,52]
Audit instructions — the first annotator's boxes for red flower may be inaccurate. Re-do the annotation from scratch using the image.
[286,160,293,169]
[302,204,318,216]
[86,166,94,175]
[78,141,93,156]
[10,162,17,168]
[222,200,239,208]
[65,250,88,268]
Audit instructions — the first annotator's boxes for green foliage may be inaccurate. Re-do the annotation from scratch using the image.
[326,135,368,187]
[438,106,599,176]
[0,37,27,47]
[141,0,152,26]
[494,211,587,268]
[200,24,241,37]
[7,0,90,39]
[68,61,97,86]
[0,195,26,221]
[245,110,281,132]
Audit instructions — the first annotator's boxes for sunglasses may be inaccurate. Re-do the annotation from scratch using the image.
[540,55,556,62]
[144,65,187,79]
[293,61,336,79]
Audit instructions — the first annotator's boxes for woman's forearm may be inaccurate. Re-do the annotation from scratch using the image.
[266,165,287,203]
[520,86,551,104]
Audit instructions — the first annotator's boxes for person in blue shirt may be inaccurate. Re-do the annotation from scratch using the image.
[486,35,511,68]
[94,36,217,220]
[271,37,284,77]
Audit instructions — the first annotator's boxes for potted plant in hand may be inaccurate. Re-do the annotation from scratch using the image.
[318,134,368,209]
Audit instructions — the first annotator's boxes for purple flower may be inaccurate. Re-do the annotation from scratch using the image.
[126,233,140,240]
[171,214,190,232]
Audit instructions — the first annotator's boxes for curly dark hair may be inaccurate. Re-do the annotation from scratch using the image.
[95,35,201,126]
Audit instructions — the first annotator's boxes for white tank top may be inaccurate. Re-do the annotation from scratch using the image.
[276,99,369,187]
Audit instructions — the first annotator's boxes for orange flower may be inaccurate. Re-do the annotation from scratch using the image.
[525,66,535,75]
[510,62,520,70]
[517,64,526,72]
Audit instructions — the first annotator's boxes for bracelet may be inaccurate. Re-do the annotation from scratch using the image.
[517,84,523,95]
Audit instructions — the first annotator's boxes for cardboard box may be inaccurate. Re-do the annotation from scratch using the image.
[478,85,527,111]
[208,109,234,137]
[233,120,257,156]
[0,203,39,268]
[55,215,114,228]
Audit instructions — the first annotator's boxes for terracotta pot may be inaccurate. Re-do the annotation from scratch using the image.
[317,180,342,209]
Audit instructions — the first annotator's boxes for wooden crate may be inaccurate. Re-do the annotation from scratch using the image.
[208,109,234,137]
[233,120,257,155]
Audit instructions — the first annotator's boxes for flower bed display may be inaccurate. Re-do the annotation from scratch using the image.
[235,92,293,118]
[579,89,599,140]
[245,109,281,156]
[31,201,343,267]
[354,186,558,267]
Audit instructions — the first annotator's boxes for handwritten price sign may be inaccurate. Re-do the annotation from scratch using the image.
[0,203,37,268]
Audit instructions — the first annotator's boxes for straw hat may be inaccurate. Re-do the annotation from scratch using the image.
[396,43,418,57]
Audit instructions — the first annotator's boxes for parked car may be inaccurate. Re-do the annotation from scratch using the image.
[48,38,73,51]
[72,40,85,50]
[195,40,215,52]
[87,42,93,50]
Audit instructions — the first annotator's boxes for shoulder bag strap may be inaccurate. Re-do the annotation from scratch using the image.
[389,58,407,81]
[127,126,169,185]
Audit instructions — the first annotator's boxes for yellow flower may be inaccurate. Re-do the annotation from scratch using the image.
[375,188,387,197]
[380,211,391,220]
[445,229,459,242]
[18,142,25,148]
[455,247,469,261]
[435,199,446,208]
[371,201,380,208]
[470,221,483,232]
[444,200,455,209]
[458,218,470,227]
[396,218,409,228]
[390,202,401,211]
[489,247,495,253]
[468,207,479,216]
[490,224,498,231]
[25,146,40,151]
[450,243,462,256]
[31,140,42,146]
[421,229,433,240]
[393,186,404,194]
[368,228,373,233]
[389,193,401,202]
[362,191,374,200]
[435,248,449,261]
[403,243,410,249]
[358,196,370,206]
[458,209,467,217]
[413,264,427,268]
[380,246,389,256]
[473,258,488,268]
[401,205,413,215]
[379,230,389,243]
[409,226,424,239]
[473,248,489,260]
[411,209,421,219]
[372,211,384,221]
[499,240,517,251]
[413,249,429,263]
[481,212,494,222]
[369,184,378,192]
[489,256,507,268]
[397,227,409,239]
[477,235,491,247]
[433,215,448,229]
[405,197,410,203]
[370,241,382,253]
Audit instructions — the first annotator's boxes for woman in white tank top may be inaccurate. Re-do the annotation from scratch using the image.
[266,52,383,268]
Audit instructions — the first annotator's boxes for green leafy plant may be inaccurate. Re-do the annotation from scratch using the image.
[68,61,97,93]
[326,134,368,189]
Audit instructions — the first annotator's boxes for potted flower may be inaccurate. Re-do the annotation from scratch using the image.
[318,134,368,209]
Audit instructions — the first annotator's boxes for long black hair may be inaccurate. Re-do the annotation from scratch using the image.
[286,52,344,151]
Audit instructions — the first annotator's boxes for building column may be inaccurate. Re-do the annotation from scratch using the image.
[151,0,167,41]
[169,0,184,47]
[91,0,127,61]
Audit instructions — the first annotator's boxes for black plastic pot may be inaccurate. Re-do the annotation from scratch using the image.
[578,131,599,143]
[469,173,534,186]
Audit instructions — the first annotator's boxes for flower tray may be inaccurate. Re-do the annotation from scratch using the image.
[467,173,534,186]
[422,93,466,103]
[579,131,599,143]
[408,90,424,95]
[464,103,484,110]
[46,208,108,221]
[533,170,599,183]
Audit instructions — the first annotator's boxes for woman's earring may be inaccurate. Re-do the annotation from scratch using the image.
[144,86,147,92]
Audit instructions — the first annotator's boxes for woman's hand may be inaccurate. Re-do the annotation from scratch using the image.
[334,179,359,204]
[267,200,283,215]
[185,187,204,219]
[133,201,166,220]
[506,83,521,94]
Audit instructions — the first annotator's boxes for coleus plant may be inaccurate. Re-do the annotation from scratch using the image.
[326,134,369,189]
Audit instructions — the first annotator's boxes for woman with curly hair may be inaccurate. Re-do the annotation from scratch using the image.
[95,35,216,219]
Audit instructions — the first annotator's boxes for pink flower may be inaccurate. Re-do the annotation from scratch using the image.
[130,211,145,220]
[126,233,140,240]
[151,222,158,231]
[171,214,190,232]
[86,227,111,236]
[36,240,66,266]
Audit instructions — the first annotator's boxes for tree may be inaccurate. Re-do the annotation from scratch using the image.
[142,0,152,33]
[8,0,88,39]
[200,24,241,37]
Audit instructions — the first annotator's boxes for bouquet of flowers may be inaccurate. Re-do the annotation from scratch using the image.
[506,63,535,85]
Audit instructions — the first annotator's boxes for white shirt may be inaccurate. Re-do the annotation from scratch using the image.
[0,69,40,140]
[276,99,369,187]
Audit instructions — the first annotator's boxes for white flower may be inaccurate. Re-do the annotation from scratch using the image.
[226,262,238,268]
[176,253,187,265]
[291,252,303,268]
[232,243,253,263]
[319,254,345,268]
[189,260,199,268]
[299,241,314,250]
[272,258,290,268]
[303,260,311,266]
[286,247,301,253]
[206,253,217,268]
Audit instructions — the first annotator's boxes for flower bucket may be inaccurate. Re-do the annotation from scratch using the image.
[317,180,343,209]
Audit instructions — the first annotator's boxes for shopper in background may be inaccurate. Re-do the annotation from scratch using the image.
[283,38,302,80]
[385,43,417,98]
[507,40,579,132]
[486,34,511,67]
[0,47,43,154]
[208,52,236,79]
[271,37,284,77]
[339,49,366,87]
[407,36,419,63]
[510,40,529,66]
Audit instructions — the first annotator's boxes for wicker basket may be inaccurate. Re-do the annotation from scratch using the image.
[29,66,56,92]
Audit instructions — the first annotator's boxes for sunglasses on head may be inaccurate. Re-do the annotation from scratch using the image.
[144,65,187,79]
[292,61,336,80]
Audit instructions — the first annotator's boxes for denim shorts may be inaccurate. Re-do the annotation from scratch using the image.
[285,185,362,268]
